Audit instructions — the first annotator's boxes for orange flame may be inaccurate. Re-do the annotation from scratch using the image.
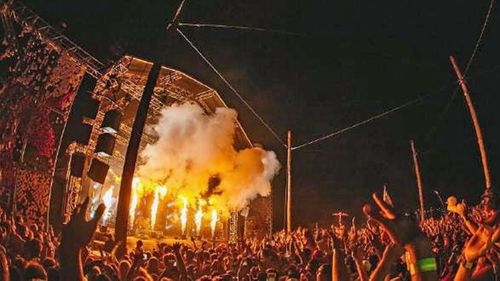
[102,186,114,224]
[151,185,168,229]
[210,209,218,237]
[179,196,188,235]
[129,177,141,228]
[195,206,203,236]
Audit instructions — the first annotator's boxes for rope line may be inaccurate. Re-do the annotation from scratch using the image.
[423,0,495,146]
[463,0,495,76]
[291,94,430,151]
[178,22,304,37]
[176,28,286,147]
[293,0,496,151]
[172,0,187,23]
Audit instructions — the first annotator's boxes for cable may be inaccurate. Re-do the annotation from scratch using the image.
[463,0,495,76]
[423,0,495,147]
[167,0,187,30]
[176,27,286,147]
[172,0,187,23]
[178,22,304,37]
[291,94,430,151]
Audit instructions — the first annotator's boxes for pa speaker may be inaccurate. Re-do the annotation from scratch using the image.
[74,123,93,145]
[83,98,100,119]
[87,159,109,184]
[101,109,122,133]
[70,153,86,177]
[94,133,116,157]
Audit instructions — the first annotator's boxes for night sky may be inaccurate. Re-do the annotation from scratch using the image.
[23,0,500,228]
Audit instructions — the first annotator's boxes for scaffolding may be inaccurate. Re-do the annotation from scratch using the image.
[2,0,270,238]
[3,0,104,78]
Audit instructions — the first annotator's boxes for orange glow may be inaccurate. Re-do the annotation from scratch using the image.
[179,196,188,235]
[151,185,167,229]
[195,206,203,236]
[102,186,114,224]
[129,177,141,228]
[210,209,218,237]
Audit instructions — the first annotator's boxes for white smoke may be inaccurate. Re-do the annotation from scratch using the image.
[137,103,280,213]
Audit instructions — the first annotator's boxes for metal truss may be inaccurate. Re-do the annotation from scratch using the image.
[3,1,236,121]
[4,0,252,153]
[3,0,105,79]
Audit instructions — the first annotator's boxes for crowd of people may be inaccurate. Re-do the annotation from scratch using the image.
[0,188,497,281]
[1,4,87,221]
[1,4,499,281]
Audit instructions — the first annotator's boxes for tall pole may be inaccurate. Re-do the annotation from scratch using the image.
[286,130,292,233]
[449,56,492,190]
[115,63,161,255]
[410,140,425,221]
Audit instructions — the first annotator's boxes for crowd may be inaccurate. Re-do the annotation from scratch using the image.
[0,189,497,281]
[2,2,499,280]
[1,6,86,220]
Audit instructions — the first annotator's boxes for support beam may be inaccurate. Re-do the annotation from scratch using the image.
[114,63,161,255]
[410,140,425,221]
[449,55,492,190]
[286,130,292,232]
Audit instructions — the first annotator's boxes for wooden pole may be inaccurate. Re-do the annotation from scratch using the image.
[410,140,425,221]
[449,56,492,190]
[286,130,292,233]
[115,63,161,255]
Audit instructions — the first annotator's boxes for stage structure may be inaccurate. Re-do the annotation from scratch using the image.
[0,0,272,240]
[0,0,89,220]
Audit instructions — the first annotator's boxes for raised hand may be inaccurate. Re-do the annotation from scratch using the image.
[59,197,105,281]
[447,196,468,219]
[463,225,493,263]
[0,247,9,281]
[362,193,419,245]
[455,202,467,218]
[172,242,182,253]
[61,197,105,251]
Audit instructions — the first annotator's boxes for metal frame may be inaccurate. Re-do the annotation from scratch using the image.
[3,0,104,79]
[3,0,269,237]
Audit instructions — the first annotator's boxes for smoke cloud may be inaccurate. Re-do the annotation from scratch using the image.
[137,103,280,214]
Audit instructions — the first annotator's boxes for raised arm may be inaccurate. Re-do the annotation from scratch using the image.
[363,193,438,281]
[172,242,188,281]
[454,225,493,281]
[351,245,369,281]
[368,243,403,281]
[0,247,9,281]
[59,198,105,281]
[330,230,350,281]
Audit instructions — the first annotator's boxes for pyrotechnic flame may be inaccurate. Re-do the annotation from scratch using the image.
[210,209,218,238]
[179,196,188,235]
[138,103,281,216]
[129,177,141,228]
[121,104,280,235]
[195,206,203,236]
[151,185,168,230]
[102,186,114,224]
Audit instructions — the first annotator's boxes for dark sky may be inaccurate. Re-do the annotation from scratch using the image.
[24,0,500,228]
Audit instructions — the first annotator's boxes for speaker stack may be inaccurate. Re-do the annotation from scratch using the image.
[87,109,122,185]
